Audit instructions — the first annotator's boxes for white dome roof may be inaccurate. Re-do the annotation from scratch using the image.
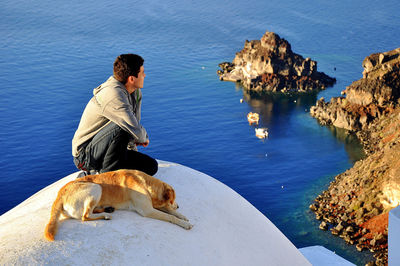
[0,161,310,265]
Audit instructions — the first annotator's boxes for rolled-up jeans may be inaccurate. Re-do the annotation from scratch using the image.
[73,122,158,176]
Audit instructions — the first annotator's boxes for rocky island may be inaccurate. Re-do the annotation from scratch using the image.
[217,30,336,93]
[309,47,400,265]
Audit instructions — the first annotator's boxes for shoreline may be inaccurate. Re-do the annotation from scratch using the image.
[309,47,400,266]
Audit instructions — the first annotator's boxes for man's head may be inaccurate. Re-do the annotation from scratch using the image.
[113,54,144,84]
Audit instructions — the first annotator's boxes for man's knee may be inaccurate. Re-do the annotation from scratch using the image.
[127,152,158,176]
[94,122,129,144]
[85,123,130,171]
[147,158,158,176]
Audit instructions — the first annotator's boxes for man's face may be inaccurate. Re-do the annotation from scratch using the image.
[134,66,146,89]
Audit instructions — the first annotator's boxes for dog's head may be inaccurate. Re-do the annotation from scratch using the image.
[163,184,179,210]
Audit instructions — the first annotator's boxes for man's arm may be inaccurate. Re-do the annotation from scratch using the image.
[102,94,148,144]
[136,139,149,147]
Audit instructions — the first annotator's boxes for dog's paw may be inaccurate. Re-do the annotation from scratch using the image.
[182,222,193,230]
[104,214,112,220]
[104,207,115,213]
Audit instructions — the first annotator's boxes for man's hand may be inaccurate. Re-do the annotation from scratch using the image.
[136,139,149,147]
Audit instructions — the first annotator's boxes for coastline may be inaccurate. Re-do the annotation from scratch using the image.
[309,47,400,265]
[221,43,400,265]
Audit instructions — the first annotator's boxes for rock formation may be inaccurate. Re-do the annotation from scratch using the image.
[217,30,336,93]
[309,47,400,266]
[310,48,400,131]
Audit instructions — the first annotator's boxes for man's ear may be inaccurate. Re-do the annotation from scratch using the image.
[128,75,136,84]
[124,76,136,90]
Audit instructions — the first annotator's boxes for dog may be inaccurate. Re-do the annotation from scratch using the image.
[44,169,193,241]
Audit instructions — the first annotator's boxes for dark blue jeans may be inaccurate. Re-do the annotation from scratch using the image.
[74,122,158,176]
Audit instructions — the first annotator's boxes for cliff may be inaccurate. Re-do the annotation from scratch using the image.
[309,47,400,265]
[310,48,400,131]
[217,30,336,93]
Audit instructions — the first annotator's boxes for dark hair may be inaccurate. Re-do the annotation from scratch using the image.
[113,54,144,83]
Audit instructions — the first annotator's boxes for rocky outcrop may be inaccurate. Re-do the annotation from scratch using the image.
[310,48,400,132]
[311,109,400,265]
[217,30,336,93]
[310,47,400,266]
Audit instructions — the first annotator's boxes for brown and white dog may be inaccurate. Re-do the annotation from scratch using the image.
[44,169,193,241]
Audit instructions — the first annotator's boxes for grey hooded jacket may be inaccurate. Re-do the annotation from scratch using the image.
[72,76,148,157]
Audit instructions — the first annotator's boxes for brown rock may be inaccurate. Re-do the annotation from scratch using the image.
[356,244,366,252]
[309,203,318,211]
[345,226,355,234]
[335,223,344,233]
[319,221,328,230]
[218,30,335,92]
[310,47,400,132]
[331,228,339,236]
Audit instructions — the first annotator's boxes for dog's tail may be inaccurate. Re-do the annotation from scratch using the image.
[44,190,64,241]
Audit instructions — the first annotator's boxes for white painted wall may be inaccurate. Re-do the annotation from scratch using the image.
[389,205,400,264]
[300,246,355,266]
[0,161,311,265]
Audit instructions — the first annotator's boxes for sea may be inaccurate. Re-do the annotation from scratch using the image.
[1,0,399,264]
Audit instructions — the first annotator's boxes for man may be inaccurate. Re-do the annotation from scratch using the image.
[72,54,158,176]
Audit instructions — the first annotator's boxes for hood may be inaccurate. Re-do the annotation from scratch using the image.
[93,76,124,96]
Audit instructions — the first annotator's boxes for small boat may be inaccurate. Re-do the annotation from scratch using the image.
[255,127,268,139]
[247,112,259,125]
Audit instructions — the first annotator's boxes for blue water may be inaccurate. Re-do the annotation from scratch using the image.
[1,0,399,264]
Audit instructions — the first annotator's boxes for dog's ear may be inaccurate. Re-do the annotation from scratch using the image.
[163,186,176,202]
[163,188,172,201]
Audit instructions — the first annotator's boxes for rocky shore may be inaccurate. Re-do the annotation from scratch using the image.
[217,30,336,93]
[310,48,400,132]
[309,47,400,265]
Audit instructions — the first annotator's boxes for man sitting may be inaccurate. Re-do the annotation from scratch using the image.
[72,53,158,176]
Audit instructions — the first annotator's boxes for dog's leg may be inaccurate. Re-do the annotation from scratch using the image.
[167,209,189,222]
[158,207,189,221]
[82,199,112,221]
[93,206,115,213]
[93,207,106,213]
[136,200,192,230]
[63,183,112,221]
[80,186,112,221]
[142,208,192,230]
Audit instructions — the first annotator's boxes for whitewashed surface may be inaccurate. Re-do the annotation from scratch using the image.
[0,161,311,265]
